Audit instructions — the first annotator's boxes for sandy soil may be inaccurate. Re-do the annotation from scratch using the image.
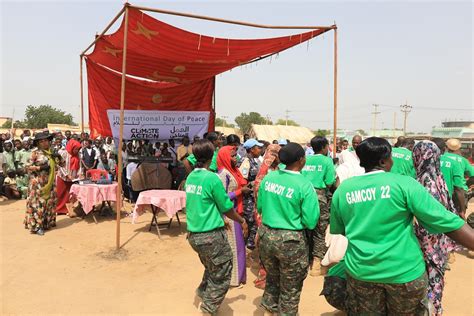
[1,200,473,315]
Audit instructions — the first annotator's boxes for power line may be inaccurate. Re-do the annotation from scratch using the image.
[400,102,413,136]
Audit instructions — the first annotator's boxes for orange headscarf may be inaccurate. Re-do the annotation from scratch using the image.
[217,145,247,214]
[217,145,247,187]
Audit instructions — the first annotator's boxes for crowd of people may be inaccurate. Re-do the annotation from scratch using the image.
[1,128,473,315]
[182,132,474,316]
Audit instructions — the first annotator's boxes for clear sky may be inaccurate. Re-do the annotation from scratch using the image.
[1,0,472,133]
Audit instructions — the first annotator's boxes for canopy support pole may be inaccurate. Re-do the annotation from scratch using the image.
[80,6,126,57]
[333,27,338,158]
[80,56,84,133]
[116,4,130,250]
[130,4,335,30]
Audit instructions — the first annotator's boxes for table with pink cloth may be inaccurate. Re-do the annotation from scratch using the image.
[69,182,118,215]
[132,190,186,224]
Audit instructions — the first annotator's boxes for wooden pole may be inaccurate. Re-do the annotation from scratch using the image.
[80,6,126,56]
[80,56,84,133]
[393,112,396,139]
[116,4,130,250]
[332,27,338,158]
[130,4,335,30]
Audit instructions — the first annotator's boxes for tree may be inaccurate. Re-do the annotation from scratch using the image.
[21,105,76,129]
[356,129,367,136]
[1,118,26,128]
[276,119,300,126]
[234,112,269,133]
[314,129,330,137]
[215,117,235,128]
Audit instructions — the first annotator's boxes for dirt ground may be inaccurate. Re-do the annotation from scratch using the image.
[1,200,473,315]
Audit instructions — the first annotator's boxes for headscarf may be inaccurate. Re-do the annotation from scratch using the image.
[412,140,457,269]
[412,140,453,210]
[66,139,81,171]
[337,150,364,183]
[253,144,281,200]
[217,145,247,188]
[217,145,247,214]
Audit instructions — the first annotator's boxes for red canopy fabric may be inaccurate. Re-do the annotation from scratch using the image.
[86,60,215,137]
[86,7,328,83]
[86,7,330,137]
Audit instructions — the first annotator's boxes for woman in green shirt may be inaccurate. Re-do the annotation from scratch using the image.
[330,137,474,315]
[257,142,319,316]
[185,140,248,316]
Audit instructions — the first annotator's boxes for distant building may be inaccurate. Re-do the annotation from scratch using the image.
[431,120,474,139]
[0,116,12,127]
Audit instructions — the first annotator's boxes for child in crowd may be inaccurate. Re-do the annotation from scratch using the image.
[15,168,29,199]
[3,169,20,199]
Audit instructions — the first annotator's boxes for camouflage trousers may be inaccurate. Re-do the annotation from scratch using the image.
[188,228,233,315]
[312,189,329,259]
[243,193,258,249]
[320,276,347,312]
[346,273,429,315]
[258,225,309,316]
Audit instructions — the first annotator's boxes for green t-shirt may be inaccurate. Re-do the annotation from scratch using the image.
[327,260,346,279]
[461,156,474,177]
[187,150,218,172]
[185,168,234,233]
[278,163,286,170]
[330,171,464,283]
[257,170,319,230]
[445,152,474,177]
[390,147,416,178]
[445,152,470,190]
[440,153,466,196]
[15,149,30,166]
[301,154,336,189]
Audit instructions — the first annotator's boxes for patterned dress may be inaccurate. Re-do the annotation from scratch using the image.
[24,149,58,232]
[412,141,458,316]
[218,169,247,287]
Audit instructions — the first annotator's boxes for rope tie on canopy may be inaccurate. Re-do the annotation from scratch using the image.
[197,34,202,50]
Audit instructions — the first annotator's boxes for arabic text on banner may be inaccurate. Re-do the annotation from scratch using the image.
[107,110,210,141]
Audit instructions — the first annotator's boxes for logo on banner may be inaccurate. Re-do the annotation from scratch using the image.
[107,110,210,141]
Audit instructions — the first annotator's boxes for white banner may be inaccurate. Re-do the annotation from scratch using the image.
[107,110,210,141]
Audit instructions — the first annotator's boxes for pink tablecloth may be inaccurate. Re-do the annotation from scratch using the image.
[70,183,118,214]
[132,190,186,224]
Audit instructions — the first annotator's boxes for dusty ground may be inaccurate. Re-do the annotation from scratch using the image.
[1,200,473,315]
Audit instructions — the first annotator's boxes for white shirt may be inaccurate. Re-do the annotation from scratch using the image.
[126,162,138,181]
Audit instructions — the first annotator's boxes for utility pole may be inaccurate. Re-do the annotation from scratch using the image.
[266,115,271,125]
[221,115,228,128]
[400,102,412,136]
[393,112,396,139]
[285,109,290,126]
[371,104,380,136]
[10,108,15,135]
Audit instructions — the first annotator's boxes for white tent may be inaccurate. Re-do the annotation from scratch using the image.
[249,124,315,145]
